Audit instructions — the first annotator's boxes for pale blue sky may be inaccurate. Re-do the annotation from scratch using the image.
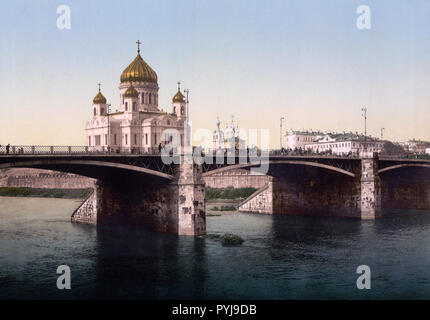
[1,0,429,147]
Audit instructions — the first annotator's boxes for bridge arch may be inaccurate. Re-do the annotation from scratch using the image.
[0,159,173,180]
[202,160,356,178]
[379,163,430,174]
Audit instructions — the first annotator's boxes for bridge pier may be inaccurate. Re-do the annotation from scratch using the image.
[240,155,382,220]
[71,160,206,235]
[359,155,381,219]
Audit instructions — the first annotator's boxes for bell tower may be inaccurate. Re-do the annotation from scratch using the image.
[92,83,107,117]
[172,81,186,119]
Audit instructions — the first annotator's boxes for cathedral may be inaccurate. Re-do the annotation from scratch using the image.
[86,41,187,153]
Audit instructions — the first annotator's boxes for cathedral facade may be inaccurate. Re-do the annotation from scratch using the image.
[86,42,187,153]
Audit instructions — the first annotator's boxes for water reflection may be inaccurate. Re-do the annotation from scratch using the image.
[2,197,430,299]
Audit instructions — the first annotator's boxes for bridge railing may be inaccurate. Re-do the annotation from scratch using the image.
[0,145,420,159]
[0,145,163,155]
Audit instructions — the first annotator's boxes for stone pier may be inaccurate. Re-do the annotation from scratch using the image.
[240,154,382,219]
[359,155,381,219]
[71,159,206,235]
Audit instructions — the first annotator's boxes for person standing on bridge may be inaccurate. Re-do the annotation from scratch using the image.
[6,144,10,154]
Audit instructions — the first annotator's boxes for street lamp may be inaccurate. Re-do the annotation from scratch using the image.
[107,103,111,153]
[280,117,285,150]
[361,107,367,142]
[183,88,190,152]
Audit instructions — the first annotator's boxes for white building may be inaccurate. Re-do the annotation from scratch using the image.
[86,42,186,153]
[304,136,384,155]
[400,140,430,154]
[212,116,244,150]
[285,131,322,150]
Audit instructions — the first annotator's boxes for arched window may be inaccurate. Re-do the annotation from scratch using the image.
[150,93,152,104]
[94,108,96,116]
[141,93,144,104]
[181,106,184,115]
[125,102,128,111]
[167,119,170,125]
[173,106,176,113]
[100,107,104,115]
[133,102,136,111]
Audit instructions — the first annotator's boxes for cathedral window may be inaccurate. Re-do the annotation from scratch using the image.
[94,108,96,116]
[154,133,157,144]
[125,134,128,145]
[101,107,104,115]
[134,134,137,145]
[145,133,148,145]
[88,136,91,146]
[95,135,101,146]
[167,119,170,125]
[141,93,144,104]
[105,134,107,144]
[133,102,137,111]
[149,93,152,104]
[114,134,117,145]
[173,106,176,113]
[181,106,184,115]
[125,102,128,111]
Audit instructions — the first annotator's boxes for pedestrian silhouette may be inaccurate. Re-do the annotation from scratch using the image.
[6,144,10,154]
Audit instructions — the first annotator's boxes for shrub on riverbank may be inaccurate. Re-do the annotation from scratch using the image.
[206,233,245,246]
[0,187,93,199]
[211,205,236,211]
[205,187,256,200]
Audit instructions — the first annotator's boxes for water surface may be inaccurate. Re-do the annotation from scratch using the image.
[1,196,430,299]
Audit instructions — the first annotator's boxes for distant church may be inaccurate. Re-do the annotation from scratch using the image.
[86,41,187,152]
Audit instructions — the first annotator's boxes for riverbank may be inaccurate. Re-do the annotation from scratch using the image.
[205,187,256,200]
[0,187,93,199]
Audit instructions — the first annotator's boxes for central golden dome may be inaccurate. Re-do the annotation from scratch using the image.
[120,53,158,84]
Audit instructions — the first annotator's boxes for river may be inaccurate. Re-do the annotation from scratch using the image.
[1,196,430,299]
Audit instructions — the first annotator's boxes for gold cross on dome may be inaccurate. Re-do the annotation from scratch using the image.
[136,40,142,54]
[177,81,181,91]
[97,83,101,92]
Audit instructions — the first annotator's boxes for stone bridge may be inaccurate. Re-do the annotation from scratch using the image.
[1,152,429,235]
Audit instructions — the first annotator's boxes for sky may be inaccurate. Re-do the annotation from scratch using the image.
[0,0,429,148]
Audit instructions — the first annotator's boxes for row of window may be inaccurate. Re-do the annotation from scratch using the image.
[173,106,185,115]
[125,101,137,112]
[93,107,105,116]
[308,142,383,150]
[88,133,183,146]
[121,92,158,105]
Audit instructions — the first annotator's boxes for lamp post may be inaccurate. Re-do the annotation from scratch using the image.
[280,117,285,150]
[107,104,111,153]
[361,107,367,142]
[184,88,190,152]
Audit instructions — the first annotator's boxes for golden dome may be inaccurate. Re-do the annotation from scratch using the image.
[172,81,185,103]
[120,53,158,84]
[93,87,106,104]
[124,83,139,98]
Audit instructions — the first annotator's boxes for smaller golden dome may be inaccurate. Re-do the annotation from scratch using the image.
[93,84,107,104]
[124,83,139,98]
[172,81,185,103]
